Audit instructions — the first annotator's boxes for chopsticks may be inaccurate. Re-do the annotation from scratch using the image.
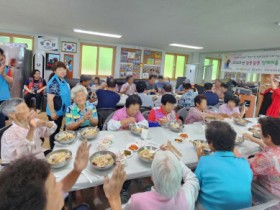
[166,140,182,158]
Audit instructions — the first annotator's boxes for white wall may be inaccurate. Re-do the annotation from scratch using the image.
[1,30,199,81]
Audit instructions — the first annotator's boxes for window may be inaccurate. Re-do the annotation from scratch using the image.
[0,33,33,51]
[80,44,115,76]
[164,53,188,79]
[203,58,221,81]
[246,73,259,82]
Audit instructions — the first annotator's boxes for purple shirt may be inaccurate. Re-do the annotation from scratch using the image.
[107,107,148,130]
[219,104,240,115]
[120,82,136,95]
[185,107,213,124]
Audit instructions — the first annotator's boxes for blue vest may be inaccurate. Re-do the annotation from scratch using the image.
[46,74,71,116]
[0,66,11,101]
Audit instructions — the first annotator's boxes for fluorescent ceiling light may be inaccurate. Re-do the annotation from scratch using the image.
[73,28,122,38]
[169,43,203,50]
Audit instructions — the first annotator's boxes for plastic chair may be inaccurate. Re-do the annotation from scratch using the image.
[102,111,116,131]
[142,110,150,120]
[140,106,151,113]
[241,200,280,210]
[177,107,190,123]
[97,108,116,130]
[207,106,219,113]
[241,182,280,210]
[0,124,12,158]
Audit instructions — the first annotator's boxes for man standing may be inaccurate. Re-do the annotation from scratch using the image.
[0,48,13,128]
[77,75,96,102]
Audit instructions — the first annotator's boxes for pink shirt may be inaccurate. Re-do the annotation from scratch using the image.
[1,120,57,162]
[130,189,188,210]
[120,82,136,96]
[219,104,240,115]
[123,161,199,210]
[107,107,148,130]
[185,107,213,124]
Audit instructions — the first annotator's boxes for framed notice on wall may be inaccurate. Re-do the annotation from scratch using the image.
[64,54,74,79]
[38,36,59,51]
[142,50,162,77]
[119,48,142,78]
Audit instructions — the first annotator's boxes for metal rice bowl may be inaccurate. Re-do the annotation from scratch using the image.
[79,127,100,140]
[54,131,77,144]
[89,151,116,170]
[138,146,158,163]
[46,149,72,169]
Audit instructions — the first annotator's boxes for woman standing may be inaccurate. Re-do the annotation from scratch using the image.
[266,75,280,118]
[23,69,47,113]
[46,61,71,149]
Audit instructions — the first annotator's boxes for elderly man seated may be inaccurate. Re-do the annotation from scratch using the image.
[0,98,57,162]
[0,141,126,210]
[123,149,199,210]
[65,85,98,131]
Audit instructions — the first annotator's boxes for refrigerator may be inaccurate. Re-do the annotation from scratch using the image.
[185,64,197,84]
[0,43,32,98]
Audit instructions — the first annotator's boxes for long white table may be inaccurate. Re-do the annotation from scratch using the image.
[94,94,182,107]
[53,118,260,191]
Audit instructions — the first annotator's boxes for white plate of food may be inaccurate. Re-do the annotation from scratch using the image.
[179,133,189,139]
[126,143,140,152]
[174,138,185,144]
[120,149,133,159]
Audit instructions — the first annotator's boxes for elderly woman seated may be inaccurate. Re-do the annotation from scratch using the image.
[185,94,224,124]
[0,141,126,210]
[107,95,148,130]
[0,98,57,162]
[219,94,246,118]
[195,121,252,210]
[148,94,180,127]
[65,85,98,130]
[123,150,199,210]
[243,117,280,201]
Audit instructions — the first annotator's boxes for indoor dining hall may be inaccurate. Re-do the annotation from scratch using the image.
[1,0,280,210]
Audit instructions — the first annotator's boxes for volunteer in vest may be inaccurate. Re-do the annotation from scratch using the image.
[0,48,13,129]
[46,61,71,149]
[122,150,199,210]
[23,69,47,113]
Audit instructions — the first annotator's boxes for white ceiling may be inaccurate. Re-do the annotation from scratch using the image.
[1,0,280,53]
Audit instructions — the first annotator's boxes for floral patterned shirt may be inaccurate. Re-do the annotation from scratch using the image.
[65,101,98,129]
[249,146,280,198]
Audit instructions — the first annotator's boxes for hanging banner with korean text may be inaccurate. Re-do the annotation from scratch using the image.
[221,50,280,74]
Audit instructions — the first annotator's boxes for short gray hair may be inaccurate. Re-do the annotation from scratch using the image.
[0,98,24,116]
[71,85,88,100]
[151,150,182,198]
